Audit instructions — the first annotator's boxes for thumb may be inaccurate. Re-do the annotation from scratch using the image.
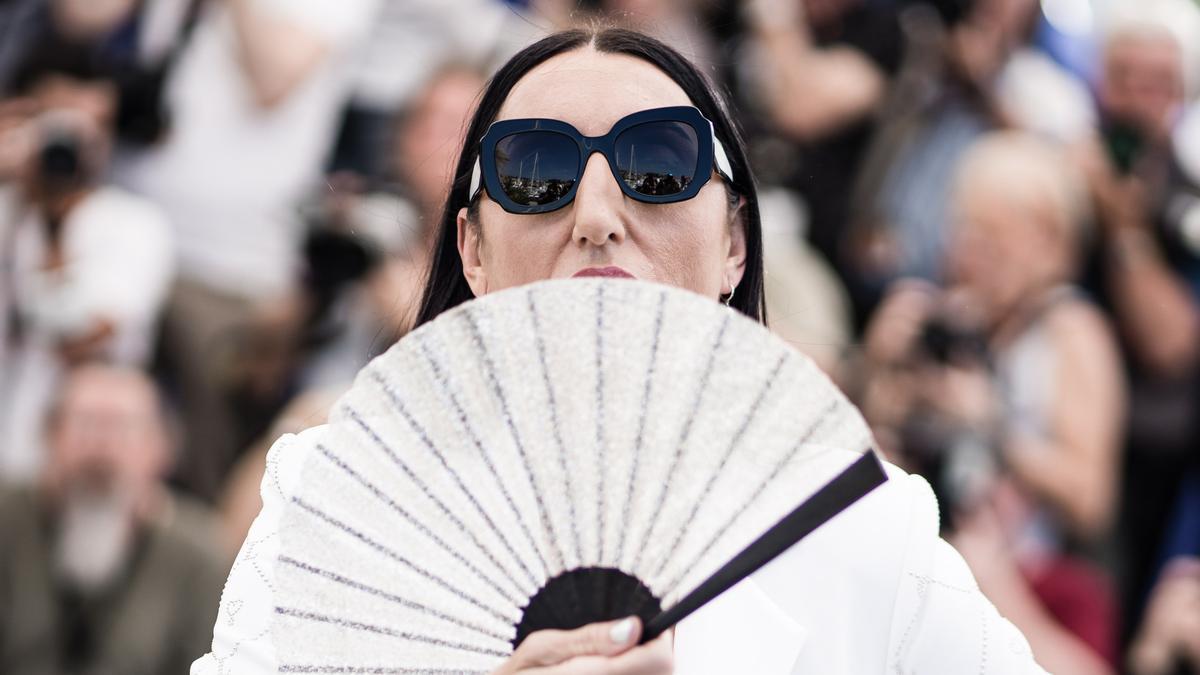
[510,617,642,668]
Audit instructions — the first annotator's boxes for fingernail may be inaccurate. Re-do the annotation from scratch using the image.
[609,618,635,645]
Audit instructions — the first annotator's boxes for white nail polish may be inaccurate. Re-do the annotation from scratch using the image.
[609,618,634,645]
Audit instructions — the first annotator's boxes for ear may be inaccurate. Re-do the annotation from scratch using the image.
[457,207,488,297]
[723,196,749,294]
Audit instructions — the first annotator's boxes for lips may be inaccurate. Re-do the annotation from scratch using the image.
[572,266,636,279]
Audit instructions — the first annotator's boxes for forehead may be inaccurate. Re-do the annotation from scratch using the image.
[61,373,154,416]
[1106,33,1181,70]
[497,48,694,136]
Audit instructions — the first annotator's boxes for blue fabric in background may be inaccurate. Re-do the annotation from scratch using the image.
[1033,8,1101,92]
[1159,468,1200,564]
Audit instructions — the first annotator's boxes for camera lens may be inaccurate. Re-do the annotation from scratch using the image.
[38,132,83,182]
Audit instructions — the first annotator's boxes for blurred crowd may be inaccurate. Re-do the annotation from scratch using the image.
[1,0,1199,673]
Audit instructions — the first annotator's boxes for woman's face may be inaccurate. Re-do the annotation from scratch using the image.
[456,48,746,301]
[946,181,1062,322]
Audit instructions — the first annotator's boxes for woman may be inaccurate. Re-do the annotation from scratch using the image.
[860,132,1123,674]
[193,28,1046,674]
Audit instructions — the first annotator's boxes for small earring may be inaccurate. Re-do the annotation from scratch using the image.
[723,276,736,307]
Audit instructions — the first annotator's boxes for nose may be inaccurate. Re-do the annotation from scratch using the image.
[571,151,627,247]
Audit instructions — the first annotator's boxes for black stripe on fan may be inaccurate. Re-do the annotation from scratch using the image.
[615,291,666,565]
[641,451,889,643]
[649,352,788,579]
[527,291,584,564]
[363,376,540,592]
[278,555,511,643]
[412,336,552,588]
[594,283,607,562]
[463,307,563,576]
[629,313,731,571]
[291,496,518,625]
[348,408,533,605]
[660,396,840,592]
[313,443,525,606]
[278,662,484,667]
[274,607,507,657]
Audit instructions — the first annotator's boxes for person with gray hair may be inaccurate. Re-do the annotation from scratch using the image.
[862,130,1126,675]
[1079,0,1200,647]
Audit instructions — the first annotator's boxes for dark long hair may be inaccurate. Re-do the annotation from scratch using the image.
[414,27,766,327]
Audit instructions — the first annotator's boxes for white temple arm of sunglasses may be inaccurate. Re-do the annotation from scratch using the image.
[468,130,737,199]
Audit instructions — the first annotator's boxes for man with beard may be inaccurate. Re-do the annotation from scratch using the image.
[0,364,227,674]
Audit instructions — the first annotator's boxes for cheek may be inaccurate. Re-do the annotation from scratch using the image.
[633,191,729,292]
[478,210,569,287]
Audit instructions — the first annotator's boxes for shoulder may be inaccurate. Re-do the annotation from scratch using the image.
[1042,293,1117,348]
[1041,293,1124,382]
[747,455,1046,673]
[739,454,940,670]
[876,466,1047,673]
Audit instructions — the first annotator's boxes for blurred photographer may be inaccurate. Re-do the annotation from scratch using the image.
[0,45,173,482]
[297,65,485,389]
[860,132,1124,674]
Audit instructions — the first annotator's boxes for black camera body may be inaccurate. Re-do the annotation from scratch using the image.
[918,315,988,366]
[37,128,86,186]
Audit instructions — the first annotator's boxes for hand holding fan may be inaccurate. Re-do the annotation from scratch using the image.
[271,278,885,672]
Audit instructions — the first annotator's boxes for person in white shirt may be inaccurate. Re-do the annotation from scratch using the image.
[0,48,173,481]
[112,0,381,498]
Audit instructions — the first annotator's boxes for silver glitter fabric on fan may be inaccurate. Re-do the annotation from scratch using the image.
[271,278,874,673]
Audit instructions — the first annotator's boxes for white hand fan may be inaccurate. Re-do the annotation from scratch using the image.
[271,278,885,673]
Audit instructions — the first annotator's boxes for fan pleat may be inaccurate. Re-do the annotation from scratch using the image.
[614,291,665,565]
[277,555,511,642]
[344,407,530,606]
[628,313,731,575]
[594,284,608,565]
[274,607,506,657]
[527,290,585,568]
[409,336,545,593]
[289,496,518,626]
[309,442,523,606]
[659,397,839,592]
[649,350,789,580]
[462,306,560,578]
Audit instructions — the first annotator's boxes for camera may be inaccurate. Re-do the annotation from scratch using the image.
[38,129,85,184]
[918,314,988,366]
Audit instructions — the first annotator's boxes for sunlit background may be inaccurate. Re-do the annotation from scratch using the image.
[1,0,1199,673]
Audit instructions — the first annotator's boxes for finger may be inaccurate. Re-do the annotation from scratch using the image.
[529,631,673,675]
[509,617,642,669]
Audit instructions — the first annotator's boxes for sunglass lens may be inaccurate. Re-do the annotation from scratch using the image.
[494,131,579,207]
[614,121,700,198]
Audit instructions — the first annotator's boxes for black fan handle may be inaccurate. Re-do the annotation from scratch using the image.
[640,450,888,644]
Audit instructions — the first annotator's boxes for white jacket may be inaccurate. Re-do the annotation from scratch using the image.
[192,426,1049,674]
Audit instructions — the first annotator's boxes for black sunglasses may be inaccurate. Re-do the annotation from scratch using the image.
[469,106,736,215]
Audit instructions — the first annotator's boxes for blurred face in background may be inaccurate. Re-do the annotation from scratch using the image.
[946,138,1077,326]
[44,366,171,592]
[396,69,484,219]
[1099,31,1184,141]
